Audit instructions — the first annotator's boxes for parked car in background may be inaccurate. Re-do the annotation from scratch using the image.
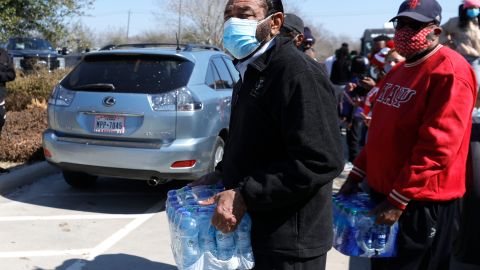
[360,28,395,56]
[6,37,65,71]
[43,43,238,187]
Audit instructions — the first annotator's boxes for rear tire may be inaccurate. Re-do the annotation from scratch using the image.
[209,137,225,172]
[62,171,97,188]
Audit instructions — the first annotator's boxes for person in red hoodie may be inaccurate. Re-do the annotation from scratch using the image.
[340,0,478,269]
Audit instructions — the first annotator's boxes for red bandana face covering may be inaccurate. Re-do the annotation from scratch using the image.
[394,27,433,59]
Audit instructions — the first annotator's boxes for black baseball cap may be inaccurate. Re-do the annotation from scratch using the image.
[266,0,284,15]
[283,13,304,34]
[304,27,316,44]
[390,0,442,24]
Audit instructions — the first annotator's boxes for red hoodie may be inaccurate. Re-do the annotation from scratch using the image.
[350,45,477,210]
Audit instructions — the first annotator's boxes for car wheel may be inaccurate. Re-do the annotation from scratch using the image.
[210,137,225,172]
[62,171,97,188]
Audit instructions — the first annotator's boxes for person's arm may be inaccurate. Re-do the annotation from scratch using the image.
[0,50,15,83]
[339,148,367,195]
[389,73,475,210]
[238,71,344,212]
[350,149,367,181]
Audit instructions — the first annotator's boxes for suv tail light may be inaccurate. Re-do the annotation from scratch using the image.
[148,88,203,112]
[171,160,197,168]
[48,85,75,107]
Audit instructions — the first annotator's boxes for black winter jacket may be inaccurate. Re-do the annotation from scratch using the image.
[0,48,15,101]
[219,37,343,257]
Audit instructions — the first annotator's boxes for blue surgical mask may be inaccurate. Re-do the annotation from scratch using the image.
[223,16,270,60]
[467,8,480,19]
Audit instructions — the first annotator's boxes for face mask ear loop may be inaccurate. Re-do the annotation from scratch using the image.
[257,14,274,44]
[258,14,274,25]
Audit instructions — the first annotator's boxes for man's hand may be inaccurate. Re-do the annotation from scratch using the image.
[188,171,223,187]
[338,178,361,195]
[370,200,403,226]
[359,77,376,90]
[345,83,358,92]
[360,112,372,127]
[199,188,247,233]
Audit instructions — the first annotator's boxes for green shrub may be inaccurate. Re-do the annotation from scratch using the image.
[5,68,70,112]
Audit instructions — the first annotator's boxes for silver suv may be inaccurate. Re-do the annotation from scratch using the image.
[43,44,238,187]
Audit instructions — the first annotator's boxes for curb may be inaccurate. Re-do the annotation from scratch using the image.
[0,161,60,194]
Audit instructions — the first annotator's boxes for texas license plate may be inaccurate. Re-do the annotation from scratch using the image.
[94,115,125,134]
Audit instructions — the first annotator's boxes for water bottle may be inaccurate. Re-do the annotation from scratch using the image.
[332,197,339,244]
[168,184,258,268]
[356,215,375,257]
[332,193,399,258]
[382,222,399,257]
[177,210,201,268]
[196,207,217,255]
[191,184,222,201]
[334,196,350,250]
[235,214,254,268]
[166,190,179,219]
[166,198,181,226]
[167,189,177,199]
[333,199,345,249]
[176,186,194,205]
[216,230,236,261]
[373,224,388,251]
[172,206,197,262]
[170,206,186,263]
[344,207,361,256]
[167,200,181,251]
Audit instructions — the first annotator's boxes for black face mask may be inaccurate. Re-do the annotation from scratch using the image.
[299,43,309,52]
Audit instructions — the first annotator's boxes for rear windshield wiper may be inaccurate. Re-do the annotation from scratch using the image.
[71,83,116,91]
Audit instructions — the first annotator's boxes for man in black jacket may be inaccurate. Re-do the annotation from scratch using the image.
[195,0,343,269]
[0,47,16,173]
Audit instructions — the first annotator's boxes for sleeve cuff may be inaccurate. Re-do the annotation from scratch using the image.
[388,189,410,210]
[348,166,366,182]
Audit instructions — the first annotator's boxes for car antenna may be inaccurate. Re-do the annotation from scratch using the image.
[176,33,181,52]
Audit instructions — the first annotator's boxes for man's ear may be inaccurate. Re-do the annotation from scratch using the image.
[270,12,284,35]
[295,34,305,48]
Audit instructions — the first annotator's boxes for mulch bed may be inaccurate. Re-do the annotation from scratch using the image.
[0,107,47,163]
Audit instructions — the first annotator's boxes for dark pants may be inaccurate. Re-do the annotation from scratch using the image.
[253,253,327,270]
[371,199,460,270]
[346,116,363,162]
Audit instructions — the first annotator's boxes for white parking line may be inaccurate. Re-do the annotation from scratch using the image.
[64,200,165,270]
[0,249,90,258]
[0,214,146,222]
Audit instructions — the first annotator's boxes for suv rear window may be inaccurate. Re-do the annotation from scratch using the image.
[61,54,194,94]
[7,38,54,51]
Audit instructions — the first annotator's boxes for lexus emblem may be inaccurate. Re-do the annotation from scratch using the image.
[103,96,116,107]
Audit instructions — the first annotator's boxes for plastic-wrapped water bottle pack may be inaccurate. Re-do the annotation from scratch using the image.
[332,193,399,258]
[166,184,255,270]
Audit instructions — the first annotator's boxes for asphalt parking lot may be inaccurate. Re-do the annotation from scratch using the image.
[0,165,478,270]
[0,171,186,270]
